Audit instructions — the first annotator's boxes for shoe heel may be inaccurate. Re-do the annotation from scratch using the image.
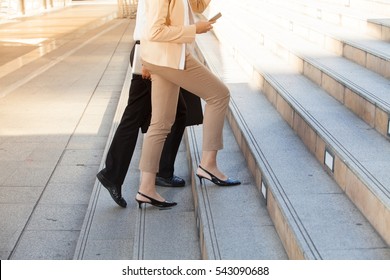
[135,199,143,209]
[196,174,202,184]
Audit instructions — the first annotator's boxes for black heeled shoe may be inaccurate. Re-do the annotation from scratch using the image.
[196,165,241,186]
[135,191,177,208]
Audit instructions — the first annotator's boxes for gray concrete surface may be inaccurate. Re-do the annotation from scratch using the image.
[0,2,129,259]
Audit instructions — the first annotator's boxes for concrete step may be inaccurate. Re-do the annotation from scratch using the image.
[212,3,390,139]
[201,18,390,244]
[207,3,390,243]
[186,121,288,259]
[132,142,201,260]
[195,31,390,259]
[259,0,390,78]
[265,0,390,41]
[73,63,138,260]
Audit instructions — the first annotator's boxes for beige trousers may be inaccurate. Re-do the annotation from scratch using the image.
[139,52,230,173]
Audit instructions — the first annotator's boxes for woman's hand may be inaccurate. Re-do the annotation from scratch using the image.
[141,66,151,79]
[195,20,214,34]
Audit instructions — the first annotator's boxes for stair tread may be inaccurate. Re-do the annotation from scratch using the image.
[132,141,201,260]
[188,122,288,259]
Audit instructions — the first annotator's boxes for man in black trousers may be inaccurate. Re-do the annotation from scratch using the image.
[96,42,202,208]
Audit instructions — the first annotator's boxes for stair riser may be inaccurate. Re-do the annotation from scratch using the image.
[367,22,390,41]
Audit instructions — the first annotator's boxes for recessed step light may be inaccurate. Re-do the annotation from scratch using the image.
[324,148,335,172]
[387,118,390,136]
[261,180,267,202]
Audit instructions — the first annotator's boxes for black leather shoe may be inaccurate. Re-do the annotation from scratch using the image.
[96,171,127,208]
[155,175,185,187]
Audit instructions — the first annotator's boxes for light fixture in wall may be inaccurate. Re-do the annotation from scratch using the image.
[387,117,390,136]
[261,180,267,203]
[324,148,335,173]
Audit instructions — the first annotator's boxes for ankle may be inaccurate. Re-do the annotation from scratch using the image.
[136,190,164,202]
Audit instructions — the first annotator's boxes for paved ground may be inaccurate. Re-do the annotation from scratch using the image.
[0,1,133,259]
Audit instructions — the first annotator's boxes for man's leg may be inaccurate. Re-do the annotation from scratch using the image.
[98,76,152,207]
[156,91,187,187]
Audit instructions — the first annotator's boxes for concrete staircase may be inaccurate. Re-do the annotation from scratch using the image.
[74,0,390,260]
[187,0,390,259]
[2,0,389,261]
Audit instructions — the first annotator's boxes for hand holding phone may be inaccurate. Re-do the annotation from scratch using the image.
[208,12,222,22]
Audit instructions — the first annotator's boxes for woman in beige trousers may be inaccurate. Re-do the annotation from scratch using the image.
[136,0,240,208]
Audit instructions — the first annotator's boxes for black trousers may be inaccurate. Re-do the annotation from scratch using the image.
[100,74,187,187]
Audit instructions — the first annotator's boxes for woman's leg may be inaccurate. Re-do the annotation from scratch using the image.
[137,74,180,202]
[143,54,231,180]
[157,92,187,179]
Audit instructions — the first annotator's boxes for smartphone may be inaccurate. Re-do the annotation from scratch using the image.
[208,12,222,22]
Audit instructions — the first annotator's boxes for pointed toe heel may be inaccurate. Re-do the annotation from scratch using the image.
[196,165,241,187]
[135,192,177,208]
